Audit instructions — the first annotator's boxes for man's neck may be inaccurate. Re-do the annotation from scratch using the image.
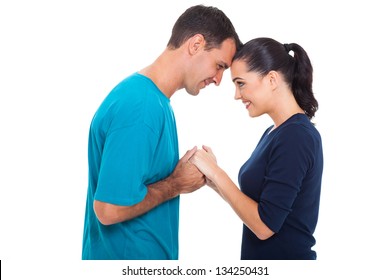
[139,48,185,99]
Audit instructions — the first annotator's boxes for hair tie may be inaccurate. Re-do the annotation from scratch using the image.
[283,43,291,53]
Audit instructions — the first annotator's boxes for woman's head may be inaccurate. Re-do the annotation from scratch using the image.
[232,37,318,119]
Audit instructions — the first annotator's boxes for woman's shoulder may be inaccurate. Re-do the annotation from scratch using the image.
[273,114,322,149]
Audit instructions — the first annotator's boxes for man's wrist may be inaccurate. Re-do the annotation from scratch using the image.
[164,176,180,199]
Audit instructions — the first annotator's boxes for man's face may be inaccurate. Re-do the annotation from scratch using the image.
[185,38,236,96]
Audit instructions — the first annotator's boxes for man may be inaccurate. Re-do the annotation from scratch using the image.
[82,5,241,260]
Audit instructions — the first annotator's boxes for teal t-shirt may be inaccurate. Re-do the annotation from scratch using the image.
[82,73,179,259]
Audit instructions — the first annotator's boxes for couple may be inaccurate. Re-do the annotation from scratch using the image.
[82,5,323,260]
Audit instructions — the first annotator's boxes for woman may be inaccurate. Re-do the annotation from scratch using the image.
[190,37,323,260]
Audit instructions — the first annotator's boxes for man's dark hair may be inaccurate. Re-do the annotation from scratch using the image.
[167,5,241,51]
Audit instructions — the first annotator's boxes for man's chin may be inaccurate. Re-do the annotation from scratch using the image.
[186,89,200,96]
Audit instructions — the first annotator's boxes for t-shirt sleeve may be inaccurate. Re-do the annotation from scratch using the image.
[94,123,158,206]
[258,125,315,233]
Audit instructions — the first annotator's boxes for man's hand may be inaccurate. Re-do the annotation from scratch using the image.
[168,146,206,196]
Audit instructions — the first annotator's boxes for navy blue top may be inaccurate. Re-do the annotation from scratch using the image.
[239,114,323,260]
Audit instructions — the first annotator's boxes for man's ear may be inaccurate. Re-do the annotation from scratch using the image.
[187,34,205,55]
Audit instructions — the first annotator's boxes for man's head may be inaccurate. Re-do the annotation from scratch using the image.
[167,5,241,51]
[167,5,242,96]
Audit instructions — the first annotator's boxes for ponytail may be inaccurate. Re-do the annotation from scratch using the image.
[288,43,318,119]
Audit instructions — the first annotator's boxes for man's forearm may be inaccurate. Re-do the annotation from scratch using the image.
[94,147,205,226]
[94,177,179,226]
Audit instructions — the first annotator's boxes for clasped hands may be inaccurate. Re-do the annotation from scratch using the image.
[169,145,219,196]
[188,145,218,181]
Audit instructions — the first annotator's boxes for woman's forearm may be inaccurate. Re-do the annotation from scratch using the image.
[213,169,274,240]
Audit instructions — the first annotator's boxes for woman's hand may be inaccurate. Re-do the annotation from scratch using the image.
[189,145,218,183]
[190,145,221,194]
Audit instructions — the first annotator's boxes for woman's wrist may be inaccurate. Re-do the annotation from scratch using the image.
[211,168,226,186]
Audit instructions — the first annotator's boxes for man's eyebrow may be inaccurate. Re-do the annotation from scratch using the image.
[219,62,229,69]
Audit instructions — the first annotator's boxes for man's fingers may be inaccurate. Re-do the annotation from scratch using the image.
[182,146,197,162]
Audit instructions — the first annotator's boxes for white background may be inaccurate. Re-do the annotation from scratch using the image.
[1,0,389,279]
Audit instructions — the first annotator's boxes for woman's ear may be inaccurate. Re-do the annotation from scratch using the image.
[187,34,205,55]
[267,70,279,90]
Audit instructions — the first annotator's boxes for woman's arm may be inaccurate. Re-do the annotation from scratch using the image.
[190,146,274,240]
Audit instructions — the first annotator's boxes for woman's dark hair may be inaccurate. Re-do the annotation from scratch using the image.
[233,37,318,119]
[167,5,241,51]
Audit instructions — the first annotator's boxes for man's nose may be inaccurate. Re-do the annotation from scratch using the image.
[213,71,224,86]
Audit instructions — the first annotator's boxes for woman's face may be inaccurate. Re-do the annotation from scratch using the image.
[230,59,273,118]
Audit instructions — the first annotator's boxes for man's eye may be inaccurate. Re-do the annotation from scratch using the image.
[217,64,224,70]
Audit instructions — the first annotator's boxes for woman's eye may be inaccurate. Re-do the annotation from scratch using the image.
[237,82,244,88]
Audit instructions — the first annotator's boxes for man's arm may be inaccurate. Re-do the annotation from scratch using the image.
[94,147,205,225]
